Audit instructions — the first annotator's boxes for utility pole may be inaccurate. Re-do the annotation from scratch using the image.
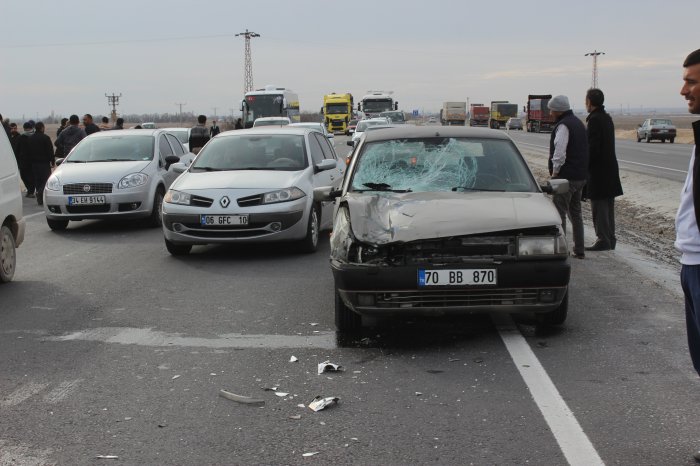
[175,102,187,127]
[105,93,122,123]
[212,107,218,119]
[235,29,260,94]
[584,50,605,89]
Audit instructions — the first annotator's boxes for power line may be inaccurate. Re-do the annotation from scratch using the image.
[235,29,260,94]
[585,50,605,89]
[175,102,187,126]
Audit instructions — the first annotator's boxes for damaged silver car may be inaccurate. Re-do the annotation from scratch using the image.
[314,126,571,332]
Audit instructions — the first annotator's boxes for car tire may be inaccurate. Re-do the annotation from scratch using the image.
[537,292,568,326]
[670,137,675,144]
[47,218,68,231]
[636,134,641,142]
[165,238,192,256]
[335,289,361,332]
[149,188,164,228]
[300,205,319,253]
[646,134,651,143]
[0,225,16,283]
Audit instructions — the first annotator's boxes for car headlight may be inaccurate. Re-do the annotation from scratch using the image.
[118,173,148,189]
[164,190,191,205]
[330,207,354,262]
[46,174,61,191]
[262,187,305,204]
[518,235,565,256]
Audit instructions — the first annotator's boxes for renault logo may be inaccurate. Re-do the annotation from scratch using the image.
[83,185,91,192]
[220,196,230,208]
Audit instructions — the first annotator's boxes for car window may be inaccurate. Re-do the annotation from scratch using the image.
[651,119,673,125]
[159,135,174,158]
[307,133,325,165]
[350,137,538,194]
[190,134,307,172]
[65,136,154,163]
[166,134,185,156]
[314,133,336,160]
[169,130,189,144]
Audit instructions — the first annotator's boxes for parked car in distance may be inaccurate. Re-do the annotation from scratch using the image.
[161,127,346,255]
[141,122,157,129]
[289,122,334,140]
[0,128,25,283]
[43,129,188,230]
[253,117,291,127]
[637,118,676,143]
[315,126,571,332]
[505,117,523,130]
[349,118,391,147]
[428,116,437,123]
[345,119,358,136]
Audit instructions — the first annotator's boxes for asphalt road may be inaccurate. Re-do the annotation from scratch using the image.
[2,134,700,465]
[506,130,693,182]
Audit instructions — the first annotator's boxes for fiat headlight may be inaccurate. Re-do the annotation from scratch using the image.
[46,174,61,191]
[517,236,557,256]
[164,190,191,205]
[118,173,148,189]
[262,187,305,204]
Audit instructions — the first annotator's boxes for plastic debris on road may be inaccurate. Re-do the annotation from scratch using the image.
[290,356,298,363]
[317,361,344,375]
[275,392,289,397]
[172,375,181,380]
[289,414,302,420]
[96,455,119,459]
[302,452,319,457]
[219,389,265,406]
[308,396,339,412]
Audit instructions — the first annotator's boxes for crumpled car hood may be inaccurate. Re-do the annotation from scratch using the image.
[345,191,561,245]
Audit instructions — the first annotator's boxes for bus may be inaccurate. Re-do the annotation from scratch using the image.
[240,85,300,128]
[358,91,398,118]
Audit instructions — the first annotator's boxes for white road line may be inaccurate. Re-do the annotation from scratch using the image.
[494,316,604,466]
[617,159,687,174]
[23,211,45,220]
[43,379,83,404]
[0,382,48,407]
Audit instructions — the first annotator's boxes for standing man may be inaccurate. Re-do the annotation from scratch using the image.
[55,114,87,156]
[547,95,589,259]
[27,122,55,205]
[584,88,623,251]
[8,123,20,155]
[210,119,221,138]
[16,122,36,197]
[83,114,100,135]
[112,117,125,130]
[98,116,111,130]
[188,114,210,153]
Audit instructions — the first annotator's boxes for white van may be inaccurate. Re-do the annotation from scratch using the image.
[0,128,24,282]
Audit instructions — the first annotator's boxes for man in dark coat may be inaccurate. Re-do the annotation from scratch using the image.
[16,122,36,197]
[210,120,221,138]
[55,114,87,156]
[82,114,100,135]
[585,88,623,251]
[27,122,55,205]
[188,114,210,152]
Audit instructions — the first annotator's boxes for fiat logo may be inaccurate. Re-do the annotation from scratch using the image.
[83,185,91,192]
[220,196,230,208]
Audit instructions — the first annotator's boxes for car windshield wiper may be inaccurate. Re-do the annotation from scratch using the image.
[89,158,134,162]
[191,166,224,172]
[451,186,506,192]
[66,160,87,163]
[357,182,412,193]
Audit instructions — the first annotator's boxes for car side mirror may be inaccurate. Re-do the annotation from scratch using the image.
[171,162,187,173]
[541,179,569,194]
[315,159,336,172]
[313,186,342,202]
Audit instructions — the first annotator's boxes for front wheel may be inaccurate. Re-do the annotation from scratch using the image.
[299,206,319,253]
[646,134,652,143]
[0,225,16,283]
[537,292,568,326]
[47,218,68,231]
[149,189,164,228]
[670,137,675,144]
[335,289,361,332]
[165,238,191,256]
[636,133,641,142]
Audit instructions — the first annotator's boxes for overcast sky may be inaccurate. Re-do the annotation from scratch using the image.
[0,0,695,120]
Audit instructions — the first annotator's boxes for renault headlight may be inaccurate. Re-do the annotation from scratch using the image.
[517,236,557,256]
[46,174,61,191]
[164,190,191,205]
[118,173,148,189]
[262,187,305,204]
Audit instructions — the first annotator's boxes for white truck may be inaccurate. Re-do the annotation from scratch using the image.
[440,102,467,126]
[358,91,398,119]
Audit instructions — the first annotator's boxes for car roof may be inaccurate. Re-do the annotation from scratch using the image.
[87,129,160,138]
[361,126,511,143]
[215,127,313,138]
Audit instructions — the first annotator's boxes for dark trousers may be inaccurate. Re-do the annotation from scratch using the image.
[590,197,616,247]
[19,162,35,193]
[553,179,586,256]
[32,163,51,202]
[681,264,700,376]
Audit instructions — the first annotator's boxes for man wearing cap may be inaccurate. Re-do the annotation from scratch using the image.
[547,95,589,259]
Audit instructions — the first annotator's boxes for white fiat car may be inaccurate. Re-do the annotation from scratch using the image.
[43,129,187,230]
[161,127,345,255]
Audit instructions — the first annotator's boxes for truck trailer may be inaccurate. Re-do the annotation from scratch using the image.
[526,94,555,132]
[469,104,489,127]
[488,101,518,129]
[439,102,467,126]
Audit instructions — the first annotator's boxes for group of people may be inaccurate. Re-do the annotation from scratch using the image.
[187,115,244,153]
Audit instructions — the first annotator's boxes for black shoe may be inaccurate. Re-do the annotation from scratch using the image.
[585,241,611,251]
[571,252,585,259]
[611,239,616,250]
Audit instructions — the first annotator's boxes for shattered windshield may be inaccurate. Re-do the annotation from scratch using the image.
[350,137,538,193]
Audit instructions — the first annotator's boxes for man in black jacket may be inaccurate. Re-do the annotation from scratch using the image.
[548,95,589,259]
[83,114,100,135]
[28,122,55,205]
[584,89,623,251]
[189,114,210,152]
[16,121,36,197]
[55,114,87,156]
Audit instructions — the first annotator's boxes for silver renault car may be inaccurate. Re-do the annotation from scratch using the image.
[161,127,345,255]
[43,129,186,230]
